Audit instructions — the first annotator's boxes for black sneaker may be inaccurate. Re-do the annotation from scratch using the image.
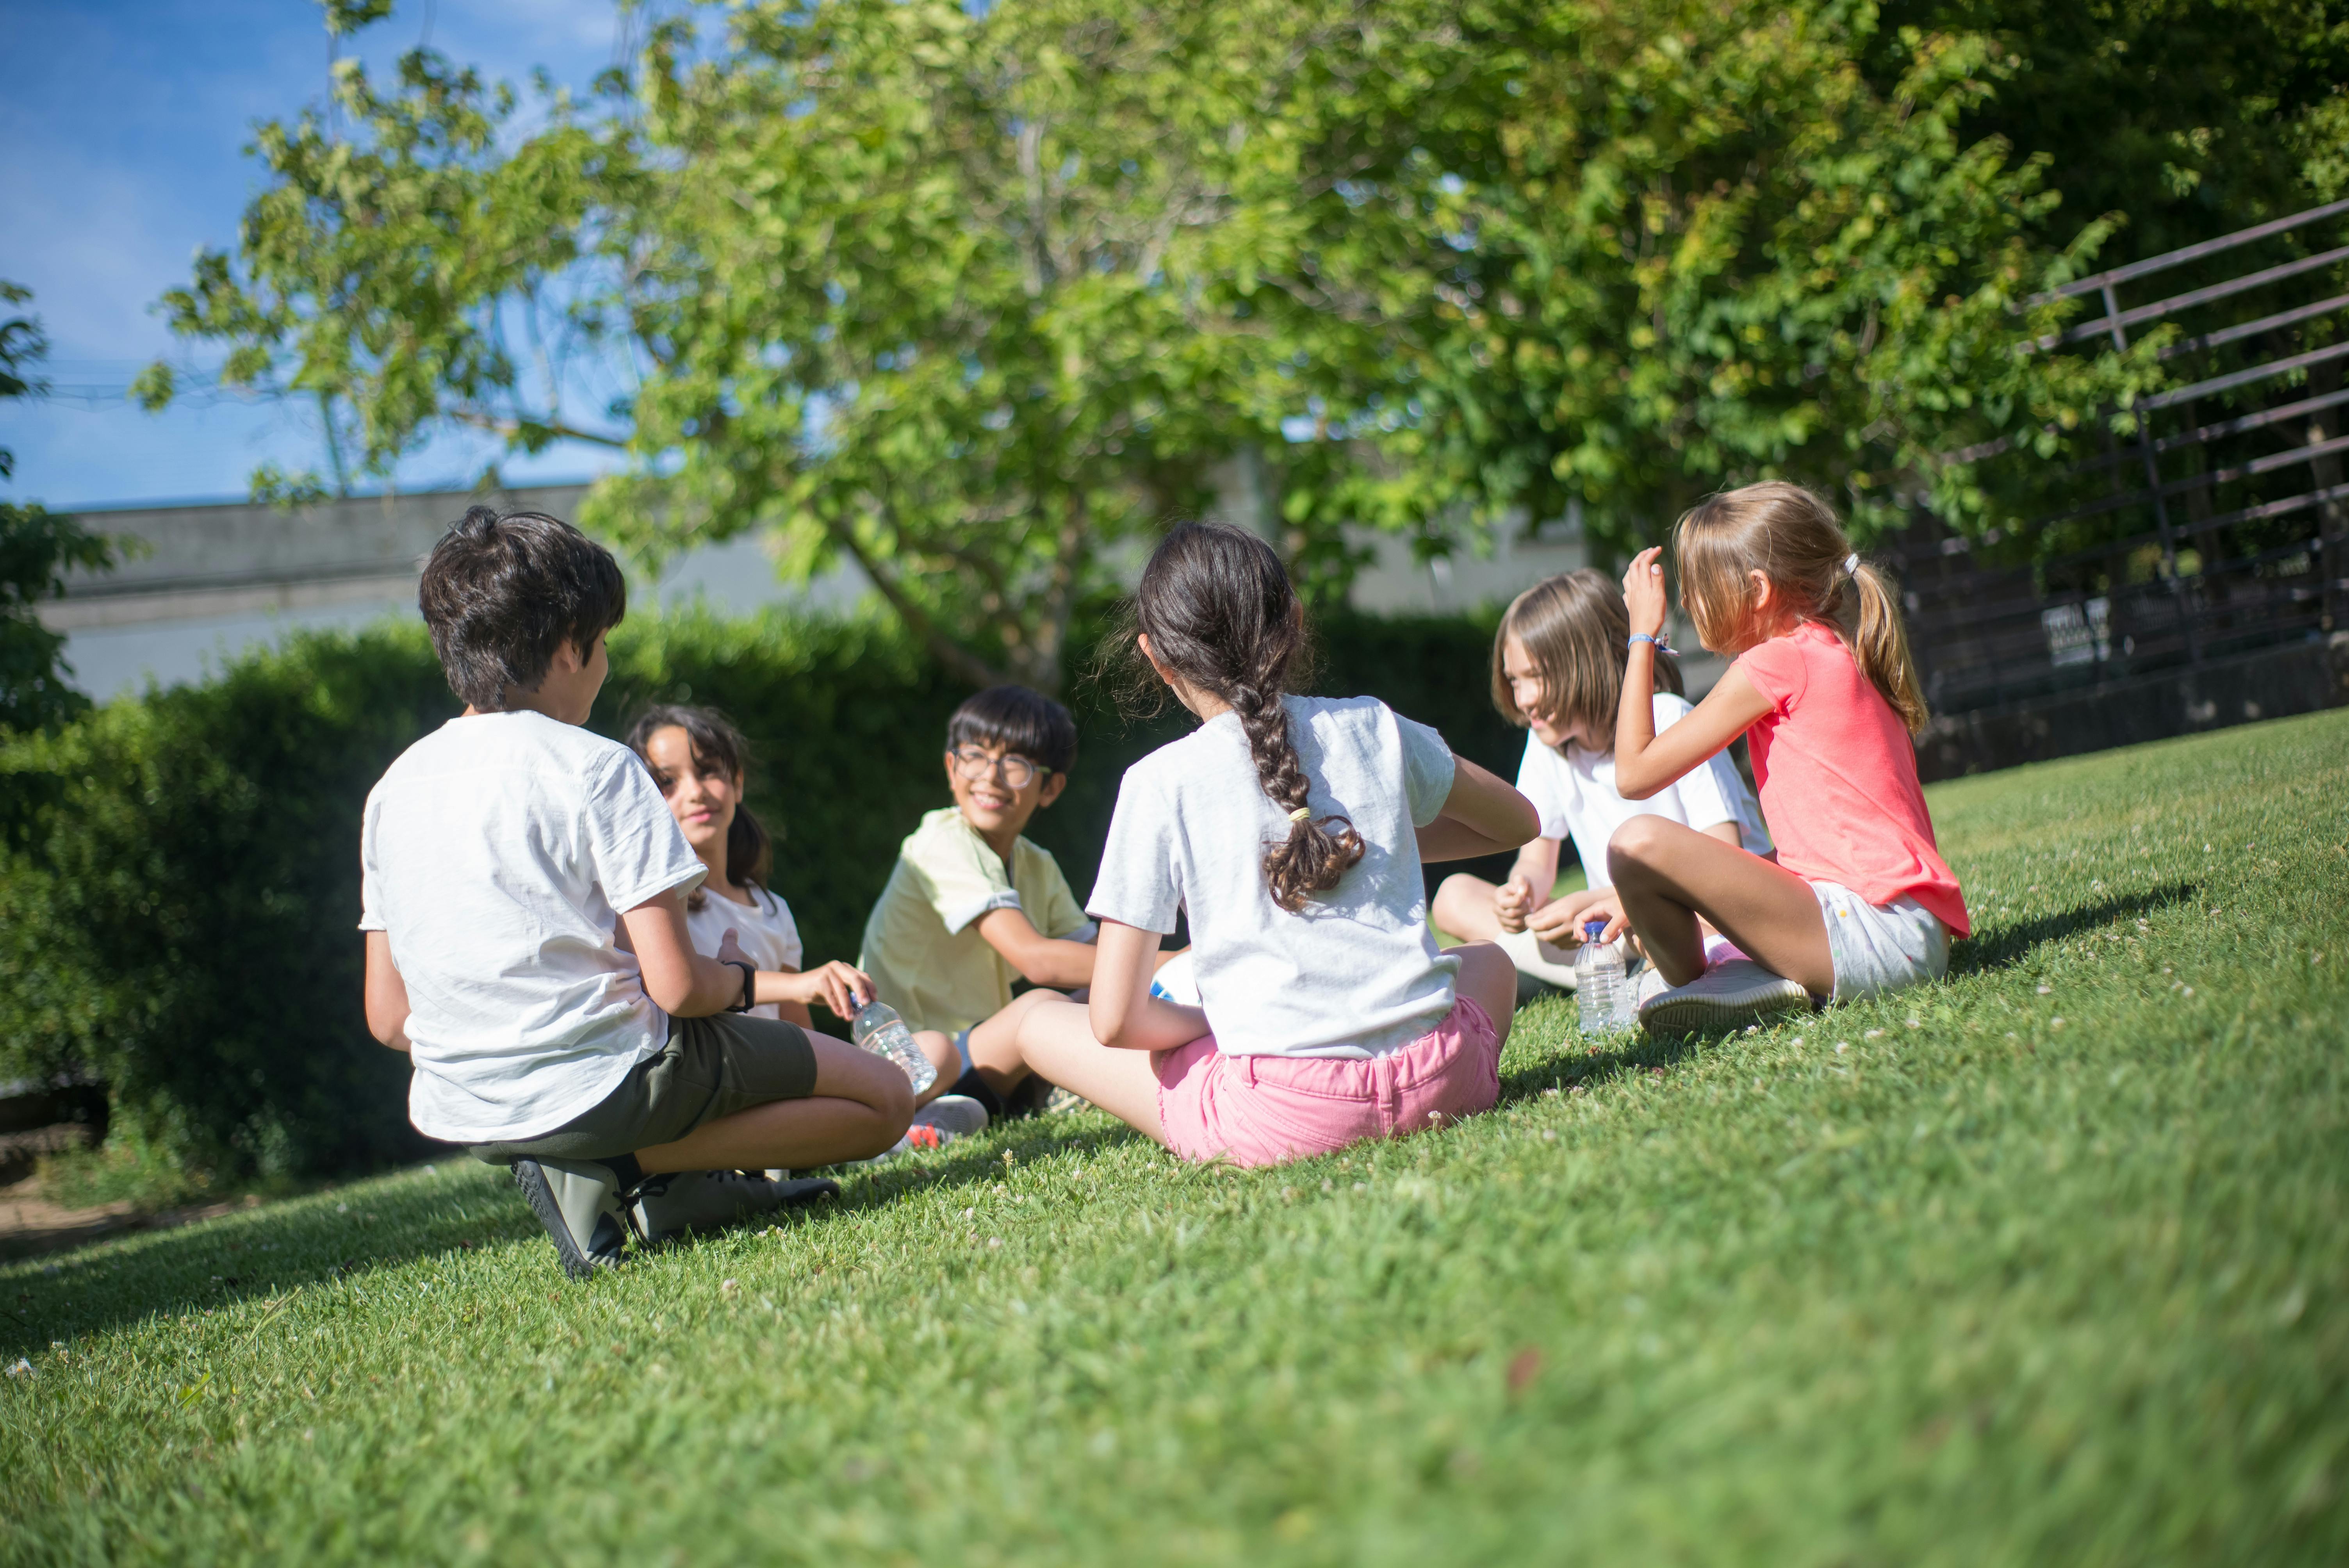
[512,1158,631,1280]
[628,1169,839,1245]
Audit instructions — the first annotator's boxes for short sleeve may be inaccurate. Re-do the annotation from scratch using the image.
[763,889,806,971]
[1397,711,1458,828]
[1023,849,1092,940]
[907,819,1020,935]
[356,796,387,932]
[1736,634,1809,711]
[584,751,707,911]
[1513,732,1571,841]
[1086,769,1183,934]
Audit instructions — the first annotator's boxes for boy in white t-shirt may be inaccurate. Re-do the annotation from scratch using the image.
[360,507,913,1279]
[1432,570,1771,987]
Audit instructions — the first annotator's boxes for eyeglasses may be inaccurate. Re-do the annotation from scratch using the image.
[950,747,1050,789]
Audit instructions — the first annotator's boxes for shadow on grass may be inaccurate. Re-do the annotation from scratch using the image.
[1952,882,2202,977]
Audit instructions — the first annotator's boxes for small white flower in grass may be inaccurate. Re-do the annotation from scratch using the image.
[1541,1129,1558,1142]
[6,1358,30,1377]
[1790,1036,1805,1047]
[1905,1017,1922,1030]
[987,1237,1002,1249]
[1864,1029,1883,1040]
[337,1204,349,1214]
[1744,1025,1759,1036]
[720,1279,739,1294]
[962,1208,975,1219]
[1541,1087,1559,1097]
[2182,987,2194,997]
[1353,1182,1369,1193]
[2037,985,2053,995]
[2051,1018,2066,1029]
[1835,1042,1848,1054]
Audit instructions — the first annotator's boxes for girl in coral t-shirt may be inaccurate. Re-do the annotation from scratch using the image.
[1601,481,1969,1032]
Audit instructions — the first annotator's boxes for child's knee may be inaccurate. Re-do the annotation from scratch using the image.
[1607,815,1668,878]
[1433,873,1484,919]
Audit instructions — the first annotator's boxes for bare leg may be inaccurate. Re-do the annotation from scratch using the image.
[634,1037,913,1174]
[910,1029,959,1107]
[1433,873,1506,943]
[1444,941,1520,1049]
[1607,816,1832,993]
[964,990,1165,1141]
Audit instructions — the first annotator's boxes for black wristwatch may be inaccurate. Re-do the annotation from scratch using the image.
[724,960,756,1013]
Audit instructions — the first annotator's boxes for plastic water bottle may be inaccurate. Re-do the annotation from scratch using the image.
[850,998,937,1094]
[1576,920,1629,1035]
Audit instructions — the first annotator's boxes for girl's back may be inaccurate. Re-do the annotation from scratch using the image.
[1091,693,1458,1060]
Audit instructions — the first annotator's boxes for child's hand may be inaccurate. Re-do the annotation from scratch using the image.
[1622,546,1668,638]
[1528,887,1625,947]
[791,961,875,1021]
[1493,876,1534,934]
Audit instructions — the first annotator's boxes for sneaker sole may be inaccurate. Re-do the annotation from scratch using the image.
[512,1161,610,1282]
[1638,983,1813,1035]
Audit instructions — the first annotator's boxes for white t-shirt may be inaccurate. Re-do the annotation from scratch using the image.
[685,883,803,1021]
[358,711,708,1143]
[1516,691,1773,890]
[1087,695,1459,1060]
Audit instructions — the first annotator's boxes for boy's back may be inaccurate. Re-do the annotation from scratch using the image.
[361,709,704,1143]
[858,805,1088,1035]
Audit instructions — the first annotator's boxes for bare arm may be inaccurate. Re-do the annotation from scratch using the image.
[975,906,1100,989]
[620,889,757,1017]
[1416,754,1541,864]
[363,931,412,1052]
[1613,547,1773,800]
[1086,920,1209,1051]
[756,960,873,1022]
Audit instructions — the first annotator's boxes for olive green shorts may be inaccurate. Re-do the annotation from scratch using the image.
[466,1012,821,1166]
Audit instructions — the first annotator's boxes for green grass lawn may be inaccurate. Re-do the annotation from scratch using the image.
[6,711,2347,1565]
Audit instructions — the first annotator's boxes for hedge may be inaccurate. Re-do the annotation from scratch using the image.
[0,605,1516,1180]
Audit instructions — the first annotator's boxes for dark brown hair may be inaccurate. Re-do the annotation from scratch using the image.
[624,704,774,912]
[948,684,1078,775]
[1124,521,1363,913]
[1490,568,1684,750]
[418,506,626,710]
[1674,481,1929,734]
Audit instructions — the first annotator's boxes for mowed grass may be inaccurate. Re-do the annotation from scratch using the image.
[5,712,2348,1566]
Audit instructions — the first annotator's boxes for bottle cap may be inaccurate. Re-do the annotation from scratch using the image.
[1583,919,1607,941]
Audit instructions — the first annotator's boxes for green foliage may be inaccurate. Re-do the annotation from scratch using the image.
[0,280,118,735]
[4,712,2345,1562]
[0,627,458,1181]
[0,600,1524,1184]
[141,0,2189,688]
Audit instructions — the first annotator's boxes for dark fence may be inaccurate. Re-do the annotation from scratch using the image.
[1886,198,2349,770]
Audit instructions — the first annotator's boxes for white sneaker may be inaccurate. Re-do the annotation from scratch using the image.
[1636,959,1813,1034]
[871,1094,991,1160]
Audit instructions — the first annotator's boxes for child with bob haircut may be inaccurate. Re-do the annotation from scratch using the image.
[1432,568,1770,987]
[361,508,913,1280]
[630,702,994,1153]
[966,521,1541,1168]
[1603,481,1969,1032]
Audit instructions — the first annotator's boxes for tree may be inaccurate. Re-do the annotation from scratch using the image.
[1,282,117,734]
[145,0,2178,688]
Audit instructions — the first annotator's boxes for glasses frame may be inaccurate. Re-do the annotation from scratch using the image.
[947,746,1052,790]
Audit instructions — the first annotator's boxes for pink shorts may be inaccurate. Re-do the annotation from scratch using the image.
[1151,998,1501,1169]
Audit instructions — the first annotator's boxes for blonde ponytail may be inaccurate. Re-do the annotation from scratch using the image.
[1848,561,1929,734]
[1674,481,1932,734]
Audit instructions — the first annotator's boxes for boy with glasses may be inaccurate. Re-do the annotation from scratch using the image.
[857,686,1100,1114]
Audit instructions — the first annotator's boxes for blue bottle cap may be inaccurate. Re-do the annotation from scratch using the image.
[1583,919,1607,941]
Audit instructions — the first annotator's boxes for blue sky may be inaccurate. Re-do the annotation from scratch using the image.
[0,0,634,510]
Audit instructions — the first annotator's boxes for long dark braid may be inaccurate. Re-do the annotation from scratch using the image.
[1130,522,1364,912]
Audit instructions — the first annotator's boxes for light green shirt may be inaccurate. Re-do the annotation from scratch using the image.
[856,807,1093,1035]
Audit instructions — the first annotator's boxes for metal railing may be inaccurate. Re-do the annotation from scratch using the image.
[1891,198,2349,717]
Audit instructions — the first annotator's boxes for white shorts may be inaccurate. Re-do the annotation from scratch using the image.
[1812,880,1949,1001]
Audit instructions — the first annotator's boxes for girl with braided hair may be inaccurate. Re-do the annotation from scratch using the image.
[965,522,1541,1167]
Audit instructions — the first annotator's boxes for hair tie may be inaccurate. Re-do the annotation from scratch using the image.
[1288,806,1312,823]
[1843,552,1860,578]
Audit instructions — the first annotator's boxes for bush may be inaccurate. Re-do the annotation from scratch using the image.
[0,603,1519,1183]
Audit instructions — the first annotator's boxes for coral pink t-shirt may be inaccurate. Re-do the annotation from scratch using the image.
[1736,621,1969,937]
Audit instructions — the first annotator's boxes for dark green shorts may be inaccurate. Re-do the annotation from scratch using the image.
[466,1012,821,1165]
